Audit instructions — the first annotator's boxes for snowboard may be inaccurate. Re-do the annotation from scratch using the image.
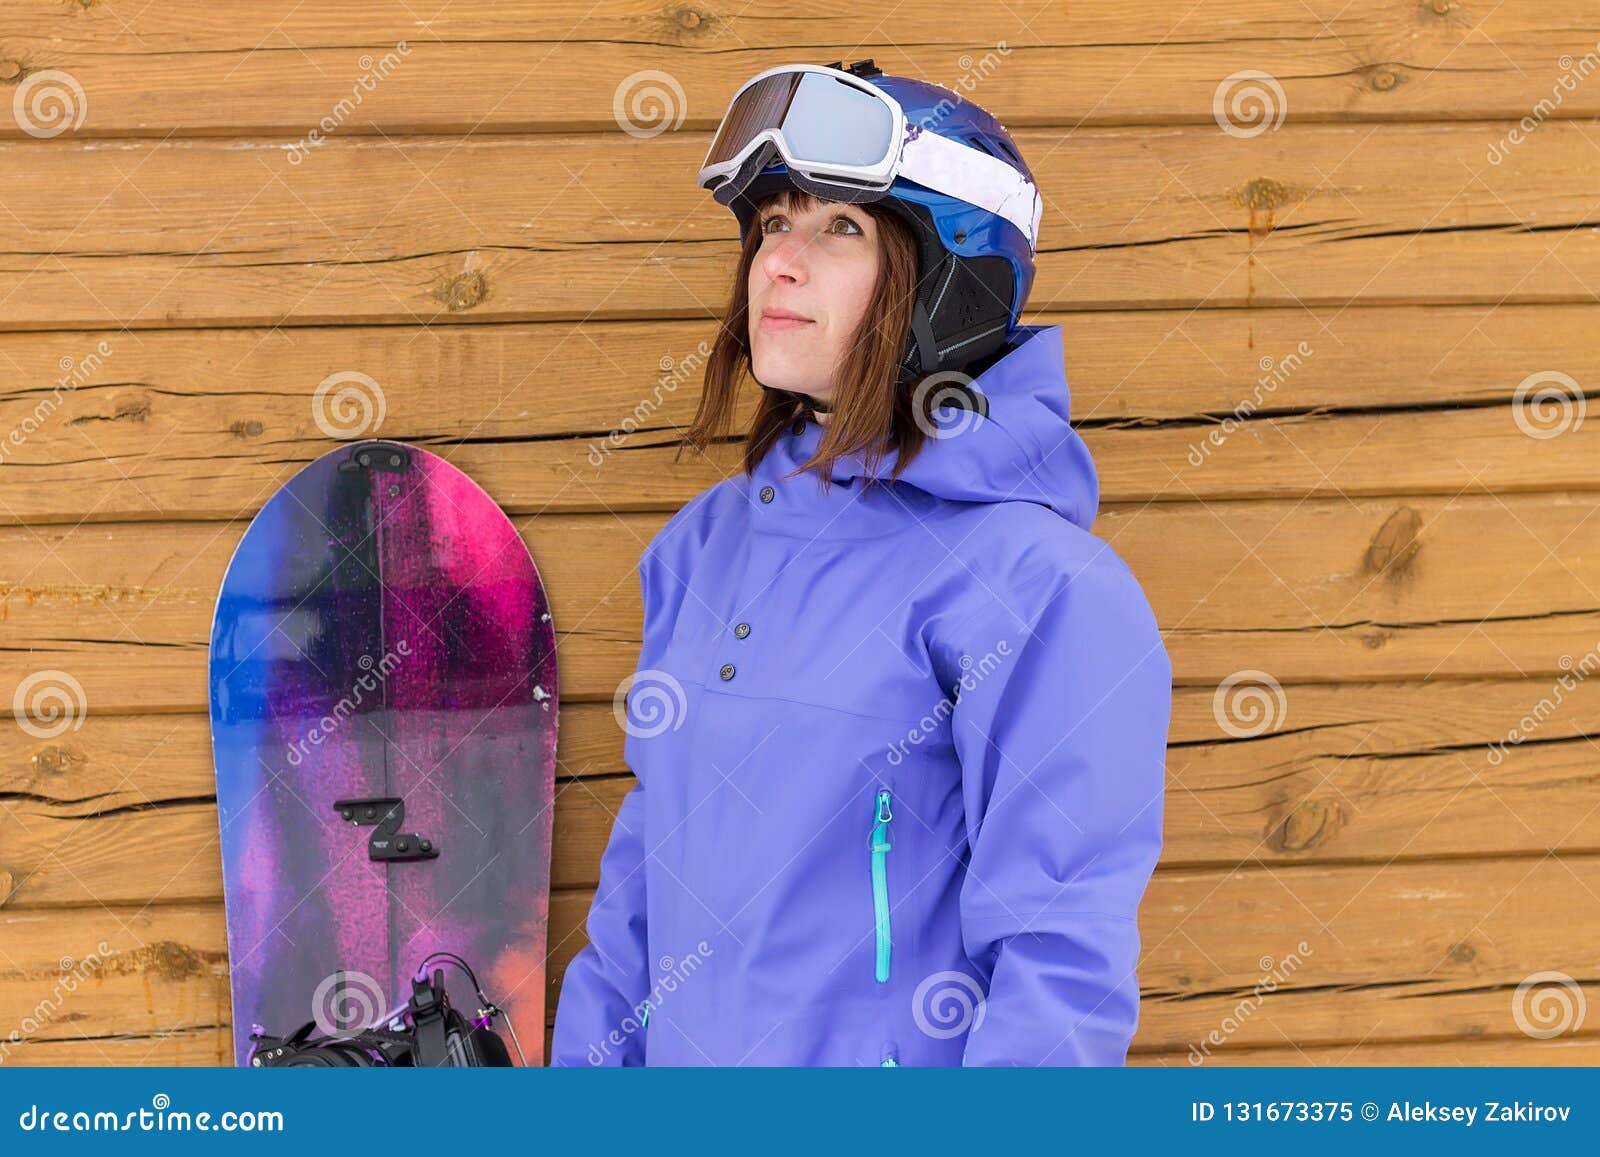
[208,440,556,1066]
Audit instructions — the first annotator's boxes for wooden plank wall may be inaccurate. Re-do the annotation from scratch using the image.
[2,1,1599,1066]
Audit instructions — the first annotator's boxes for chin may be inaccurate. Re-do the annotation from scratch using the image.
[750,349,821,396]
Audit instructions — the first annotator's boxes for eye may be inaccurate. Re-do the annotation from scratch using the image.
[829,214,863,235]
[758,213,787,234]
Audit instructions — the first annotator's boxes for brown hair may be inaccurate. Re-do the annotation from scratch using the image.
[678,188,936,491]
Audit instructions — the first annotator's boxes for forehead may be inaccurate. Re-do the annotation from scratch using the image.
[761,189,859,216]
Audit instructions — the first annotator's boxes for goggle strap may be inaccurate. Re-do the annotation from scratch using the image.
[896,127,1042,251]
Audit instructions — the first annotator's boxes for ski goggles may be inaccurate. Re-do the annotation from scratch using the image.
[698,64,1042,251]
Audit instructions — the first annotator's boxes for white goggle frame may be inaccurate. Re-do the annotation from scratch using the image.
[697,64,1042,252]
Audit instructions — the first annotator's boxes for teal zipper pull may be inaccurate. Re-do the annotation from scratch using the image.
[870,789,893,983]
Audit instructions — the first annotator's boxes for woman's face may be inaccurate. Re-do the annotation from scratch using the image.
[747,193,881,407]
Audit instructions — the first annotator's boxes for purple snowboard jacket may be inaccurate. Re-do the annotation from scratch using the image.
[551,324,1171,1067]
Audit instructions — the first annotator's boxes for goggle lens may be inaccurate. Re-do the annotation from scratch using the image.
[703,70,896,175]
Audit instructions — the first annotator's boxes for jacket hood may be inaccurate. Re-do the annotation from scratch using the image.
[778,324,1100,531]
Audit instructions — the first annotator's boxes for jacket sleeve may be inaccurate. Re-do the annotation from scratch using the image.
[949,558,1171,1066]
[549,778,650,1066]
[549,557,659,1067]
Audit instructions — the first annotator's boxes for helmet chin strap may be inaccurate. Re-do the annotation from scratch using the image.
[904,300,940,378]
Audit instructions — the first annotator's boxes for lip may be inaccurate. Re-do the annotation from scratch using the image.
[758,306,814,333]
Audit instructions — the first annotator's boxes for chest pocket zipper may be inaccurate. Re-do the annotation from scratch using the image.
[871,789,893,983]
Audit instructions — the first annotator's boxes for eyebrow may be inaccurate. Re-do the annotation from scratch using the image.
[762,201,866,223]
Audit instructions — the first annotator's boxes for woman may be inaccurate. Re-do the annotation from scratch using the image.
[551,61,1171,1067]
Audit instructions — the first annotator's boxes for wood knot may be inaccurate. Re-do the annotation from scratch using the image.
[1267,797,1345,853]
[0,60,23,84]
[101,940,214,982]
[663,5,717,38]
[1232,178,1303,239]
[1235,177,1296,213]
[149,940,208,981]
[1360,627,1389,650]
[31,744,80,778]
[1358,63,1406,94]
[1448,941,1476,963]
[229,418,264,439]
[434,269,487,312]
[1364,505,1423,582]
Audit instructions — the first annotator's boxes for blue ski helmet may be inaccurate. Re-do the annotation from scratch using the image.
[709,60,1040,384]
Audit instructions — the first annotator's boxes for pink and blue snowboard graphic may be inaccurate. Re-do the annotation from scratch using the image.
[209,441,556,1065]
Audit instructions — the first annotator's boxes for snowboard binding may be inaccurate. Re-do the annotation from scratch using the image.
[247,952,524,1067]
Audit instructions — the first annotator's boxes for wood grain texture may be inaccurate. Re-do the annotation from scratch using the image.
[11,848,1600,1061]
[3,1,1596,137]
[0,486,1595,727]
[0,306,1597,526]
[1,1,1596,1066]
[2,121,1599,331]
[3,676,1595,914]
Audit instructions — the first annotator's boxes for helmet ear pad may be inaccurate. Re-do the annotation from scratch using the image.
[726,167,1019,385]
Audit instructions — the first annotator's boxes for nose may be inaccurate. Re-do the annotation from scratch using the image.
[758,227,809,286]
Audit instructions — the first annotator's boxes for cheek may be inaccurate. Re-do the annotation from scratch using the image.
[827,258,880,343]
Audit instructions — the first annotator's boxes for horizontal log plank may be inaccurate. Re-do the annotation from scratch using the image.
[3,676,1597,909]
[2,1,1595,138]
[0,305,1595,523]
[0,488,1597,728]
[9,848,1600,1059]
[2,122,1599,330]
